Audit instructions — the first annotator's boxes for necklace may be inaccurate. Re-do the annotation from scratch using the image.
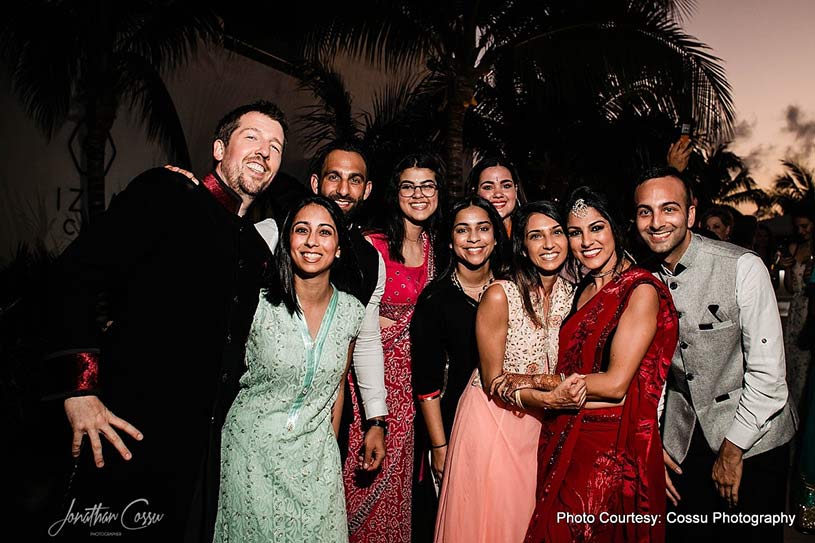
[590,268,616,278]
[452,270,493,301]
[591,254,634,279]
[533,284,554,332]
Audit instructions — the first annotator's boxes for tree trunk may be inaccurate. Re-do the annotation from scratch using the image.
[81,0,116,224]
[496,52,530,194]
[445,76,471,198]
[83,95,116,222]
[446,13,478,198]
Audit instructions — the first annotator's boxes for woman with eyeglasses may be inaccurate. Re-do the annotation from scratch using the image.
[342,152,448,543]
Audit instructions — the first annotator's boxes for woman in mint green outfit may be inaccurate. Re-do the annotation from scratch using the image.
[214,196,364,542]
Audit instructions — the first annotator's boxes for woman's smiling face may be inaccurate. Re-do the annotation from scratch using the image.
[451,205,496,269]
[398,167,439,223]
[567,206,616,273]
[523,212,568,274]
[477,165,518,219]
[289,203,340,277]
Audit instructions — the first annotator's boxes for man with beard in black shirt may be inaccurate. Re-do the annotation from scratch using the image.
[43,100,287,542]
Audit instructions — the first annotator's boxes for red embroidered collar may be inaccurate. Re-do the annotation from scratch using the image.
[201,172,242,214]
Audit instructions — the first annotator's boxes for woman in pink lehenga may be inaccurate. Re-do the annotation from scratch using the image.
[343,152,448,543]
[434,201,586,543]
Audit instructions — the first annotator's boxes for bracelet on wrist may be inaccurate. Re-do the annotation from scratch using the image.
[365,418,388,436]
[430,442,447,449]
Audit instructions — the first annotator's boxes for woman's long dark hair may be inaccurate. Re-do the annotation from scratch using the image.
[511,200,571,327]
[264,195,360,315]
[565,186,629,282]
[436,195,510,281]
[380,152,449,272]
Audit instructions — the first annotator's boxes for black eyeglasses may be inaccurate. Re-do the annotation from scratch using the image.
[399,182,437,198]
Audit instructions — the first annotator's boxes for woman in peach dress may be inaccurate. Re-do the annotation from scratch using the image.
[434,201,585,543]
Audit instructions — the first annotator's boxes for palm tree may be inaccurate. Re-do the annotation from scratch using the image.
[0,1,221,222]
[301,0,734,195]
[684,143,771,215]
[771,159,815,214]
[295,59,445,226]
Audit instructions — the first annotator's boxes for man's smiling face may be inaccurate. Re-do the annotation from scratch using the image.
[634,175,696,269]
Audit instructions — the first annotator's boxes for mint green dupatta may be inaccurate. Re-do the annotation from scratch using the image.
[285,287,339,432]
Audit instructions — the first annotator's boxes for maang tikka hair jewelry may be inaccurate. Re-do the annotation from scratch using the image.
[570,198,589,218]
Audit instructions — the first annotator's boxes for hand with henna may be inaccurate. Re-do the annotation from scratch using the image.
[491,372,586,410]
[490,372,566,403]
[542,373,587,410]
[489,372,539,403]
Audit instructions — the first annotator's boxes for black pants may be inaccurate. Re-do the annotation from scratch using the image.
[666,424,789,542]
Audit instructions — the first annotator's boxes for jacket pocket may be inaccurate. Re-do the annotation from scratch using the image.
[698,320,735,331]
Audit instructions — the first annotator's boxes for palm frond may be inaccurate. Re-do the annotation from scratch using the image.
[362,76,420,134]
[301,1,440,69]
[123,1,222,73]
[705,144,747,173]
[476,1,550,55]
[0,2,80,138]
[773,176,804,198]
[780,159,813,191]
[771,159,814,208]
[117,52,191,168]
[295,61,360,151]
[364,73,444,144]
[716,175,765,201]
[717,188,770,208]
[510,2,734,143]
[653,0,697,24]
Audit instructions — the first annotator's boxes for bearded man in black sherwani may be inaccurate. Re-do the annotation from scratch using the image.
[41,100,287,542]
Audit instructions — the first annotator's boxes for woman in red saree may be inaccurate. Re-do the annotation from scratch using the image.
[495,186,678,542]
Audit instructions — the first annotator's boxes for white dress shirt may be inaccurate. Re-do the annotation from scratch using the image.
[727,252,788,450]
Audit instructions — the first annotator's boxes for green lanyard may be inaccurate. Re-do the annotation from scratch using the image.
[286,287,339,432]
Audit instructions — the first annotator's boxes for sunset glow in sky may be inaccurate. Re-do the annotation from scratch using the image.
[685,0,815,189]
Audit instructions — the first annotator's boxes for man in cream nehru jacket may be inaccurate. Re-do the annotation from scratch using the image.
[633,167,796,542]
